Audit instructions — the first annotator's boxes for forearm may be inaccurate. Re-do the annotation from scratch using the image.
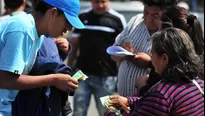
[0,70,55,90]
[126,53,151,68]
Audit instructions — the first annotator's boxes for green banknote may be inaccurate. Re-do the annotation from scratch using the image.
[100,96,110,108]
[100,96,122,116]
[72,70,88,81]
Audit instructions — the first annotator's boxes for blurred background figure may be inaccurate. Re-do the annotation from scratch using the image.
[177,1,190,10]
[0,0,26,21]
[68,0,126,115]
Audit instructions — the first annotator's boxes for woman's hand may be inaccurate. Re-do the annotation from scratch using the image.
[104,107,116,116]
[108,95,130,113]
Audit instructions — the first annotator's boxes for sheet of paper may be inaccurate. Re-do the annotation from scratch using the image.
[106,46,135,57]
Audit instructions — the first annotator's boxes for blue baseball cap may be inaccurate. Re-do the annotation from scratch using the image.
[43,0,85,29]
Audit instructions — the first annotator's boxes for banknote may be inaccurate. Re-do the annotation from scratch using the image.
[100,96,123,116]
[100,95,131,115]
[72,70,88,81]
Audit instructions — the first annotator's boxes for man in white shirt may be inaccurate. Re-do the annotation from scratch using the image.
[112,0,177,96]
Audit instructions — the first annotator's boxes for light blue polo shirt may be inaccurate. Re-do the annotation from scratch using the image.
[0,13,43,116]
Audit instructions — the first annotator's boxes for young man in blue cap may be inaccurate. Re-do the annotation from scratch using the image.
[0,0,84,115]
[1,0,74,115]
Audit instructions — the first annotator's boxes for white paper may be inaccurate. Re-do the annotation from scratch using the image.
[106,46,135,57]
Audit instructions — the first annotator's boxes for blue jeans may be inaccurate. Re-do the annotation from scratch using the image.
[73,75,116,116]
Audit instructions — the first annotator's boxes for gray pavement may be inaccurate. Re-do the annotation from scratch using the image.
[68,95,99,116]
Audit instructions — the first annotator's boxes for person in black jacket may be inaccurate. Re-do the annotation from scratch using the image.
[12,36,73,116]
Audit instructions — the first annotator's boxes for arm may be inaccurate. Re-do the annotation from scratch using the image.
[105,95,139,116]
[111,53,151,68]
[55,37,71,61]
[0,70,77,91]
[106,92,169,116]
[125,53,151,68]
[0,32,78,91]
[67,37,80,66]
[133,92,169,115]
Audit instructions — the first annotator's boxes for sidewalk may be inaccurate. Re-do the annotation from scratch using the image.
[68,95,99,116]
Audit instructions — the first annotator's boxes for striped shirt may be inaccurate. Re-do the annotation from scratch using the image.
[114,14,152,96]
[126,78,204,116]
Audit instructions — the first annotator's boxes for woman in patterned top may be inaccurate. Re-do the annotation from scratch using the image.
[105,28,204,116]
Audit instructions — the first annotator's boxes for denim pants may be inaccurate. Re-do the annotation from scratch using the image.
[73,75,116,116]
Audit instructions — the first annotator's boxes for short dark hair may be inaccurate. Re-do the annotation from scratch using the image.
[141,0,178,9]
[4,0,24,9]
[32,0,63,15]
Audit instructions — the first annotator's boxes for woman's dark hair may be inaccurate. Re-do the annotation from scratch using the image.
[151,28,203,81]
[4,0,24,9]
[162,6,204,56]
[32,0,64,15]
[141,0,178,9]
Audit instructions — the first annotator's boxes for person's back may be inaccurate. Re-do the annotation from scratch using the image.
[133,79,204,115]
[0,13,42,75]
[0,13,43,116]
[0,11,26,21]
[0,0,26,21]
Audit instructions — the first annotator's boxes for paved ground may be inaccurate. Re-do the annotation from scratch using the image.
[68,95,99,116]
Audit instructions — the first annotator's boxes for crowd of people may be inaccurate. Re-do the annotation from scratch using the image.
[0,0,204,116]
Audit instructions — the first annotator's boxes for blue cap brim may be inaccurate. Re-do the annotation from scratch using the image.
[64,12,85,29]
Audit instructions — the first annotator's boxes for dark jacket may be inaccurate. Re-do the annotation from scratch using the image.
[12,36,72,116]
